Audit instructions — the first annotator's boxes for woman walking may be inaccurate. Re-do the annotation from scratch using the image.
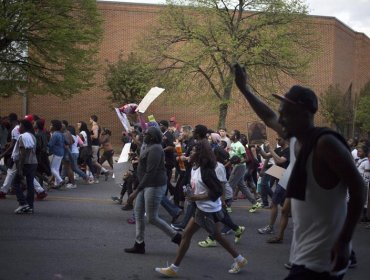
[124,127,182,254]
[155,140,248,277]
[48,120,65,188]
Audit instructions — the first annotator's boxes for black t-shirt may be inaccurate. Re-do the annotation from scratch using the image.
[275,146,290,169]
[162,130,175,167]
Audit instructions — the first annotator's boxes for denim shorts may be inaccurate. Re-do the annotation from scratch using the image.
[194,208,224,236]
[272,184,286,206]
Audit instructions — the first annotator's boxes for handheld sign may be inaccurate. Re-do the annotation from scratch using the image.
[136,87,165,113]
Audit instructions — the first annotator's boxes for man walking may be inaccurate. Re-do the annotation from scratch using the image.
[234,63,363,280]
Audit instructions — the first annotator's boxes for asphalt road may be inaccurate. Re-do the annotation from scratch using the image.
[0,177,368,280]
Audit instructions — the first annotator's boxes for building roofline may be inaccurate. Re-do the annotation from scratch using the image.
[309,14,369,40]
[96,1,369,40]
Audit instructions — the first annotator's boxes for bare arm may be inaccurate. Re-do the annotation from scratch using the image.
[265,142,287,165]
[234,63,283,135]
[91,124,99,140]
[0,139,16,159]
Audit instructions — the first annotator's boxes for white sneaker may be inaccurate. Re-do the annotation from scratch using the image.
[14,204,31,214]
[228,257,248,274]
[66,183,77,189]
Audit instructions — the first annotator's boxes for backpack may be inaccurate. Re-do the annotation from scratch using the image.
[200,167,223,202]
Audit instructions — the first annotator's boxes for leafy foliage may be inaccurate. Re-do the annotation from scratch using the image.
[139,0,318,127]
[0,0,103,98]
[355,81,370,133]
[104,53,154,106]
[319,84,353,133]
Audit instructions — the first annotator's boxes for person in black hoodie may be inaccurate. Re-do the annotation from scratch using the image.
[124,127,181,254]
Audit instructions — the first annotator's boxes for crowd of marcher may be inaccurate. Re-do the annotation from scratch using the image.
[0,66,369,279]
[0,113,113,213]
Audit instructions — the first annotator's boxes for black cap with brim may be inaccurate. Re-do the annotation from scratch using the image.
[272,85,318,114]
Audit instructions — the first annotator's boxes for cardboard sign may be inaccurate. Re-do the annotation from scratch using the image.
[136,87,165,113]
[148,114,156,122]
[247,121,267,144]
[265,165,286,180]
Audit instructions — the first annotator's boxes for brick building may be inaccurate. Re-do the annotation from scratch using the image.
[1,1,369,146]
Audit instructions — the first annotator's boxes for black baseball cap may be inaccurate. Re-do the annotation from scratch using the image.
[272,85,318,114]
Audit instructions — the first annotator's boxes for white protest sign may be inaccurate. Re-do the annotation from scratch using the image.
[114,108,131,132]
[136,87,165,113]
[118,142,132,163]
[113,162,132,184]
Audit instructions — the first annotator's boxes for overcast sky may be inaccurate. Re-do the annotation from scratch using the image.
[99,0,370,37]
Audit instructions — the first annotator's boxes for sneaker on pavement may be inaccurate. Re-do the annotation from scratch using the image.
[111,196,123,204]
[104,171,110,181]
[198,237,217,248]
[66,183,77,189]
[0,191,7,199]
[170,223,184,232]
[249,201,262,213]
[234,226,245,243]
[228,257,248,274]
[121,204,133,211]
[127,217,136,224]
[258,225,274,234]
[221,227,233,235]
[14,204,32,214]
[36,191,48,200]
[155,266,178,277]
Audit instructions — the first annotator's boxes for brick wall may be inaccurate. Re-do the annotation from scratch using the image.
[1,2,369,146]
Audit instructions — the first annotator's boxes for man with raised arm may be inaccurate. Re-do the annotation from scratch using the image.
[233,64,363,280]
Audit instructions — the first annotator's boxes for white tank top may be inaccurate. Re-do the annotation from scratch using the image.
[289,152,347,272]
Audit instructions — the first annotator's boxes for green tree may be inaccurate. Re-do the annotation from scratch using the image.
[140,0,317,128]
[0,0,102,98]
[320,84,353,134]
[355,81,370,134]
[104,53,154,106]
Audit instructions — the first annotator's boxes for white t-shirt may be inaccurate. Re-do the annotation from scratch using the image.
[191,166,222,212]
[351,149,359,161]
[70,135,79,154]
[278,137,297,190]
[357,158,370,185]
[215,162,233,200]
[11,125,20,141]
[79,131,88,147]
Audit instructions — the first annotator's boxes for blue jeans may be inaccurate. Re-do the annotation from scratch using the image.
[134,185,177,243]
[229,164,256,204]
[71,153,88,179]
[161,195,182,218]
[260,173,273,206]
[14,164,37,208]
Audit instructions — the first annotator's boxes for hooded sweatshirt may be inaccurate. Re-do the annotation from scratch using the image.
[136,127,167,191]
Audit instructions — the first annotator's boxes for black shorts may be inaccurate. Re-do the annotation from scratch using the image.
[272,184,286,206]
[285,265,344,280]
[194,208,224,236]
